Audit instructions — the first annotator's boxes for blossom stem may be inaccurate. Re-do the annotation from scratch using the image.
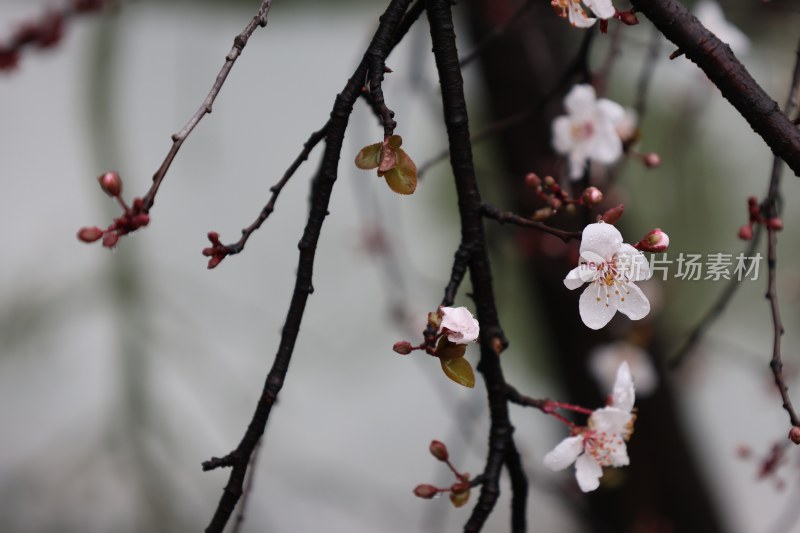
[545,400,593,416]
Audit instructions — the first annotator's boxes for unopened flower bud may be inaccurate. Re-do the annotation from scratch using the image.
[132,214,150,228]
[413,484,438,499]
[600,204,624,224]
[548,197,563,210]
[393,341,413,355]
[77,226,103,243]
[738,224,753,241]
[102,232,119,248]
[429,440,449,461]
[582,186,603,206]
[207,256,224,269]
[533,207,554,221]
[768,217,784,231]
[427,311,442,330]
[524,172,541,189]
[98,171,122,197]
[635,228,669,252]
[644,152,661,168]
[789,427,800,445]
[617,10,639,25]
[543,175,556,188]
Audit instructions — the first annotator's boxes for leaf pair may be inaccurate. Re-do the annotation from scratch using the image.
[355,135,417,195]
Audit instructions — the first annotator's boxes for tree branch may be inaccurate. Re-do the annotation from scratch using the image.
[629,0,800,176]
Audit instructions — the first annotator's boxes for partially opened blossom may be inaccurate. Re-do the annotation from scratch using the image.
[564,222,651,329]
[439,306,479,344]
[550,0,615,28]
[544,362,636,492]
[552,85,629,180]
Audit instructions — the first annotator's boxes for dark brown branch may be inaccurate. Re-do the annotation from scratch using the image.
[481,203,582,243]
[231,438,262,533]
[458,0,536,68]
[633,26,663,118]
[141,1,273,213]
[628,0,800,176]
[202,1,415,531]
[505,383,547,411]
[426,2,523,531]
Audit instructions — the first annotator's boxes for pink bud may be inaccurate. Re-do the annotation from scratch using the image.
[524,172,541,189]
[207,256,224,269]
[548,197,562,210]
[789,427,800,445]
[102,232,119,248]
[768,217,784,231]
[429,440,449,461]
[542,176,556,188]
[392,341,413,355]
[132,197,144,211]
[77,226,104,243]
[132,214,150,228]
[738,224,753,241]
[644,153,661,168]
[98,171,122,197]
[600,204,624,224]
[413,484,438,499]
[635,228,669,252]
[581,186,603,206]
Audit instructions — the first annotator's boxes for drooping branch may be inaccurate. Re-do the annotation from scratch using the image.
[481,203,582,243]
[141,1,273,213]
[629,0,800,176]
[426,1,524,531]
[202,1,416,531]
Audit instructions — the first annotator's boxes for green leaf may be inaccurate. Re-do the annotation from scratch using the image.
[383,148,417,195]
[435,336,467,361]
[440,357,475,388]
[355,143,382,170]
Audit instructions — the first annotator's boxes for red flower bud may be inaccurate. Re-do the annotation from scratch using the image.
[413,484,438,499]
[102,232,119,248]
[132,214,150,228]
[635,228,669,252]
[738,224,753,241]
[77,226,103,243]
[98,171,122,197]
[617,10,639,25]
[207,256,224,269]
[524,172,541,189]
[429,440,449,461]
[600,204,624,224]
[392,341,413,355]
[767,217,784,231]
[789,427,800,445]
[581,186,603,206]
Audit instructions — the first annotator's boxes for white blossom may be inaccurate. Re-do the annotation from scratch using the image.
[552,85,630,180]
[694,0,750,56]
[550,0,615,28]
[564,222,651,330]
[439,306,479,344]
[544,362,636,492]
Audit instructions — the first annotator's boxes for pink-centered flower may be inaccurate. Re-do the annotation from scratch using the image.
[544,362,636,492]
[564,222,651,330]
[551,0,615,28]
[552,85,629,180]
[439,306,479,344]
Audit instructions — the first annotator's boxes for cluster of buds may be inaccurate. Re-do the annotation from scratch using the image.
[77,171,149,248]
[738,195,782,240]
[524,172,606,221]
[633,228,670,253]
[413,440,473,508]
[201,232,230,269]
[0,0,105,71]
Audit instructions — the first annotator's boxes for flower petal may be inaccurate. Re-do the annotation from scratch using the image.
[564,266,588,290]
[568,146,589,180]
[584,0,615,20]
[552,116,575,155]
[440,306,480,344]
[579,222,623,260]
[611,361,635,412]
[586,121,622,164]
[617,282,650,321]
[564,85,597,118]
[591,406,632,435]
[617,244,651,281]
[575,453,603,492]
[543,435,584,471]
[579,283,620,330]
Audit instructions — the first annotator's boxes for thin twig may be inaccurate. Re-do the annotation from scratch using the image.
[481,203,582,243]
[141,1,273,212]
